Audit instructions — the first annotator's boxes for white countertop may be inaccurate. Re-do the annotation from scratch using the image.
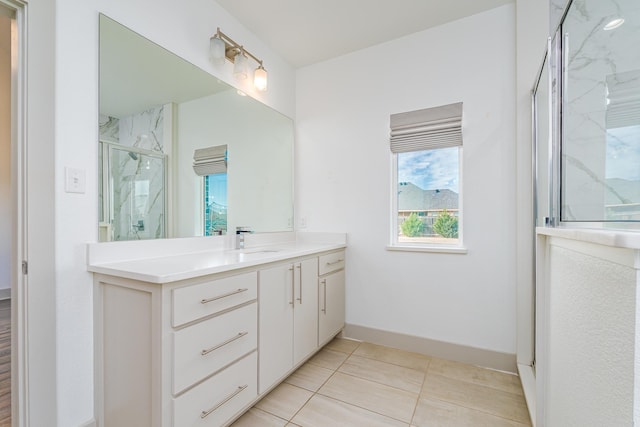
[87,232,346,283]
[536,227,640,250]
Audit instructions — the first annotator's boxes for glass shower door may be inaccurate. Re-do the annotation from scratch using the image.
[100,142,167,241]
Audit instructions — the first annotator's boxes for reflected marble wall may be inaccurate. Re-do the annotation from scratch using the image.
[550,0,569,33]
[119,106,165,152]
[562,0,640,220]
[98,105,168,241]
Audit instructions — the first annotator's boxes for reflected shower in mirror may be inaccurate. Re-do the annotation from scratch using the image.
[561,0,640,222]
[98,15,294,241]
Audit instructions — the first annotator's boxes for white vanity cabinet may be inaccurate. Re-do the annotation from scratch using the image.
[95,271,259,427]
[90,240,346,427]
[258,257,318,393]
[318,250,346,346]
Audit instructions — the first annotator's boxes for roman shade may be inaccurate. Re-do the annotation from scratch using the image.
[193,145,227,176]
[606,71,640,129]
[390,102,463,153]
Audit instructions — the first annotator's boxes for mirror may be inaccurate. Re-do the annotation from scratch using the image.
[98,15,294,241]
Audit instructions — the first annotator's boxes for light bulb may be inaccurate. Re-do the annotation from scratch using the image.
[209,36,226,65]
[254,65,268,92]
[603,18,624,31]
[233,51,249,80]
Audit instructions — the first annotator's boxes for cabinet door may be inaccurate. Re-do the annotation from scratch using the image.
[318,270,345,345]
[293,258,319,365]
[258,264,294,394]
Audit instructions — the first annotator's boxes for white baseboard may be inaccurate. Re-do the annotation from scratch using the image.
[79,418,96,427]
[344,323,517,373]
[0,288,10,300]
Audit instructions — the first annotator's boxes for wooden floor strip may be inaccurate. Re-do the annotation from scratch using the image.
[0,299,10,426]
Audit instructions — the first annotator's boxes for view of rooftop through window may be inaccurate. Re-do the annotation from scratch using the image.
[204,173,228,236]
[396,147,460,244]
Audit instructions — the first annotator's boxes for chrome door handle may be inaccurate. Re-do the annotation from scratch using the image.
[289,266,294,305]
[296,264,302,304]
[325,259,344,266]
[321,279,327,313]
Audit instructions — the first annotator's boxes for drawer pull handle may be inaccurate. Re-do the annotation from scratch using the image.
[325,259,344,266]
[200,288,248,305]
[201,331,248,356]
[200,384,248,419]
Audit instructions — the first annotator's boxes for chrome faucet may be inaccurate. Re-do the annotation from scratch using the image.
[235,226,252,249]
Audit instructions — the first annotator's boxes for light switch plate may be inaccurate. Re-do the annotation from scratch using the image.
[65,167,86,194]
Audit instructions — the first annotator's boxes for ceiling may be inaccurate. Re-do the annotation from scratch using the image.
[215,0,514,68]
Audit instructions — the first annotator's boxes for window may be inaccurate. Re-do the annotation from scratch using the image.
[192,144,228,235]
[204,173,227,235]
[389,103,464,250]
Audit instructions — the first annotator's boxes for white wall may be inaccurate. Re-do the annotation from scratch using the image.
[26,0,59,423]
[52,0,295,425]
[176,90,294,237]
[296,4,517,355]
[0,13,9,293]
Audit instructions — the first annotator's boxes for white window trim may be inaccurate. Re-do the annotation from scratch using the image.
[388,148,466,254]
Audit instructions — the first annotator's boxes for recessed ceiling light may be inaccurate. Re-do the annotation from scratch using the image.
[604,18,625,31]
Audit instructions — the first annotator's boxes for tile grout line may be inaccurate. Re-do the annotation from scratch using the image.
[409,356,432,425]
[253,339,531,426]
[421,367,531,426]
[417,394,531,426]
[285,342,361,424]
[312,343,420,425]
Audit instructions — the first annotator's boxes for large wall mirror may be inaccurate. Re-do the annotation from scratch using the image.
[98,14,294,241]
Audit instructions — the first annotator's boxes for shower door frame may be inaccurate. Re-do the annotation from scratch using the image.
[99,140,168,241]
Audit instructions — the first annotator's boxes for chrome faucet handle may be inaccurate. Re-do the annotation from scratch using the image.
[235,227,252,249]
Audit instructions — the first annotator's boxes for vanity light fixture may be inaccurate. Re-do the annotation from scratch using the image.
[603,18,625,31]
[210,27,268,92]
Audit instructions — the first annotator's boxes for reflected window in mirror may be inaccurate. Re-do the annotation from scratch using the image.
[204,173,228,235]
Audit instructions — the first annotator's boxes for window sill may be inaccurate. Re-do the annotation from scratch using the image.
[385,245,468,254]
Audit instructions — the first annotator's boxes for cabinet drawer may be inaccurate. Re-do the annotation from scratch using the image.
[173,272,257,327]
[318,251,345,275]
[174,352,257,427]
[173,302,257,394]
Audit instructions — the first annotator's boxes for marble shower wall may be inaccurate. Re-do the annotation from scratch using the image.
[98,105,168,241]
[561,0,640,221]
[550,0,570,34]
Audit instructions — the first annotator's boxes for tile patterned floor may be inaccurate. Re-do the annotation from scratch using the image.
[232,338,531,427]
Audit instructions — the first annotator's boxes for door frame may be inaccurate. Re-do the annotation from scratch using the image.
[3,0,27,424]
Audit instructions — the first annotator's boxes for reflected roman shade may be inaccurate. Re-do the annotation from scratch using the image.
[193,145,227,176]
[390,102,463,153]
[606,71,640,129]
